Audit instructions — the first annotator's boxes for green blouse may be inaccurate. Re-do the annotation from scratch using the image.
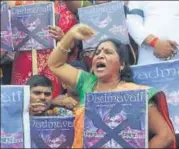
[75,71,158,105]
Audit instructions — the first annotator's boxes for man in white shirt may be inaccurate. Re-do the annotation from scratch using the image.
[127,1,179,65]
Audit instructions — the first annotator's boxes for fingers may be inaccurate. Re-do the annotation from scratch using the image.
[29,107,46,115]
[79,25,95,36]
[66,104,75,110]
[31,102,45,106]
[74,24,95,39]
[48,26,64,40]
[154,40,178,60]
[169,41,178,57]
[29,102,47,115]
[48,26,62,34]
[171,48,177,56]
[61,98,78,110]
[169,40,178,47]
[65,101,78,109]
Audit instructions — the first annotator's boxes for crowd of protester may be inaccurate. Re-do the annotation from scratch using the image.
[0,0,179,148]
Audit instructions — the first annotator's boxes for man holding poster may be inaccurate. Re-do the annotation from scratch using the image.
[27,74,77,116]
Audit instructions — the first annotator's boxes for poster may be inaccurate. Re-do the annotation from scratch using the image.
[11,2,55,51]
[78,1,129,50]
[84,90,148,148]
[1,85,30,148]
[132,60,179,133]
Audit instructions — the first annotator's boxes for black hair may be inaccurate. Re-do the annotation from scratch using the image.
[26,75,53,90]
[95,38,133,82]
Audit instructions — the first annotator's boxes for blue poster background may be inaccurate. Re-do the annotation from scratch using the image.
[132,60,179,134]
[30,116,75,148]
[78,1,129,50]
[10,2,55,51]
[1,85,30,148]
[84,90,147,148]
[0,1,14,51]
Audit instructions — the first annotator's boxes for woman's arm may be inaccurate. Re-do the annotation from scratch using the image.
[48,24,95,89]
[52,95,78,110]
[149,104,175,148]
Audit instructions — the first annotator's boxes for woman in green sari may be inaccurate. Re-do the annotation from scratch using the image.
[48,24,176,148]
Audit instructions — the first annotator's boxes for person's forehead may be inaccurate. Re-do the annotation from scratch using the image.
[31,86,52,91]
[97,41,116,50]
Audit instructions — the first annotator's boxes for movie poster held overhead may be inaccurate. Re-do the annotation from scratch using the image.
[30,116,75,148]
[10,2,55,51]
[84,90,148,148]
[78,1,129,50]
[0,1,14,51]
[1,85,30,148]
[132,60,179,134]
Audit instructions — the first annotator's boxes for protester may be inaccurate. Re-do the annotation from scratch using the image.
[27,60,88,116]
[10,0,77,98]
[127,1,179,65]
[27,74,77,116]
[48,24,176,148]
[27,75,54,116]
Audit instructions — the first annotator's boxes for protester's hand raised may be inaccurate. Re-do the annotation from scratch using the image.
[70,24,95,40]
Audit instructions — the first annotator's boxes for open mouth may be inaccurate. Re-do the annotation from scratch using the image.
[96,62,106,70]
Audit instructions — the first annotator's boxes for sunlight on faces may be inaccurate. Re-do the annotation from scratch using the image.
[30,86,52,103]
[92,41,124,80]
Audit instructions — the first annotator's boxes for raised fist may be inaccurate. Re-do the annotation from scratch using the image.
[70,24,95,40]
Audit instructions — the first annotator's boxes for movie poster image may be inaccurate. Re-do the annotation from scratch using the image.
[84,90,148,148]
[132,60,179,134]
[30,116,75,148]
[0,1,14,51]
[10,2,55,51]
[78,1,129,50]
[1,85,30,148]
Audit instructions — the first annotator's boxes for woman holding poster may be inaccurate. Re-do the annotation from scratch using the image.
[48,24,176,148]
[8,0,77,98]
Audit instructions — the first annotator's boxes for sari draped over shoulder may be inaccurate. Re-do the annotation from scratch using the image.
[72,71,176,148]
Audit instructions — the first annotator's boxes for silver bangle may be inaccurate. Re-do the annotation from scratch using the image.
[61,48,71,53]
[57,42,71,53]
